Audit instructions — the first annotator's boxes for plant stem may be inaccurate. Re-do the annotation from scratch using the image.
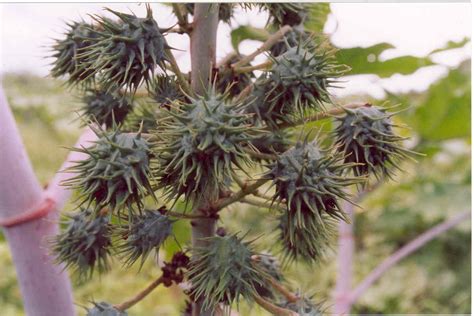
[234,60,273,73]
[232,25,292,68]
[165,49,192,96]
[264,274,300,303]
[332,198,356,315]
[277,102,372,129]
[115,276,164,311]
[346,210,470,310]
[189,4,220,316]
[214,178,270,211]
[0,86,75,315]
[172,4,190,32]
[253,294,298,316]
[243,147,278,160]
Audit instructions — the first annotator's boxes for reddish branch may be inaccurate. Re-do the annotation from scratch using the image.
[346,210,470,309]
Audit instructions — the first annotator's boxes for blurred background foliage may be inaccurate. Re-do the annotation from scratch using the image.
[0,3,470,315]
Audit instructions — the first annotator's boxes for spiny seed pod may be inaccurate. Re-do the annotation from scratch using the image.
[64,127,155,213]
[117,210,173,267]
[50,21,97,86]
[269,43,347,116]
[241,3,307,27]
[254,253,283,299]
[86,302,127,316]
[270,140,363,262]
[52,210,112,278]
[82,89,132,128]
[185,3,234,24]
[148,75,185,107]
[78,6,168,93]
[187,234,268,312]
[124,101,159,133]
[279,212,335,263]
[270,141,363,222]
[270,27,315,57]
[334,106,416,180]
[280,297,324,316]
[154,89,263,202]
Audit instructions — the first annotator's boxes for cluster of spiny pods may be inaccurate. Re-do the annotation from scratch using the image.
[50,3,414,315]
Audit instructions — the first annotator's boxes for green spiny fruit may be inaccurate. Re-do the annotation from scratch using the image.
[279,211,335,263]
[280,297,324,316]
[241,3,307,27]
[247,43,347,128]
[124,101,159,133]
[154,89,263,202]
[82,89,132,128]
[50,21,97,86]
[52,210,112,278]
[185,3,234,24]
[270,140,363,262]
[270,140,362,222]
[334,106,416,180]
[86,302,127,316]
[149,75,185,107]
[116,210,173,267]
[78,6,168,93]
[254,253,283,299]
[64,127,155,213]
[187,234,268,312]
[270,27,315,57]
[269,43,347,116]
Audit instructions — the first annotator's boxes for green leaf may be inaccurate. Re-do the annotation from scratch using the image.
[230,25,270,52]
[336,43,433,78]
[413,60,471,141]
[304,3,331,34]
[429,37,470,55]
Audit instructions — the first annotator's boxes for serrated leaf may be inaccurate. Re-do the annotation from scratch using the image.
[429,37,470,55]
[413,60,471,141]
[336,43,433,78]
[304,3,331,34]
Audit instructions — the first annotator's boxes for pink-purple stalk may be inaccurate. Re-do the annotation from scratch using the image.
[0,85,96,316]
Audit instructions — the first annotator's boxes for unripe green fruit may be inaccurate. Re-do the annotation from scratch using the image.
[187,234,267,311]
[77,6,168,93]
[65,127,155,213]
[52,210,112,278]
[280,297,323,316]
[154,89,263,202]
[82,89,132,128]
[117,210,173,267]
[51,21,97,86]
[334,106,414,180]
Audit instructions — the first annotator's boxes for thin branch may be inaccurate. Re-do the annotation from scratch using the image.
[234,60,273,74]
[165,49,192,96]
[347,210,470,309]
[277,102,372,129]
[264,274,300,303]
[172,4,191,33]
[216,52,238,68]
[232,25,292,69]
[240,197,273,209]
[253,294,298,316]
[114,276,164,311]
[165,211,209,220]
[235,84,253,103]
[213,178,270,211]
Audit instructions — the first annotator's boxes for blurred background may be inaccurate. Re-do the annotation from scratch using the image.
[0,3,471,315]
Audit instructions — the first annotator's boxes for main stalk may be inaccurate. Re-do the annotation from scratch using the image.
[189,4,219,316]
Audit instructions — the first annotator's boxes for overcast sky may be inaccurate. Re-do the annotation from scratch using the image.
[0,3,470,98]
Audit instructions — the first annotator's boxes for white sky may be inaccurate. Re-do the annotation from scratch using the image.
[0,3,471,98]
